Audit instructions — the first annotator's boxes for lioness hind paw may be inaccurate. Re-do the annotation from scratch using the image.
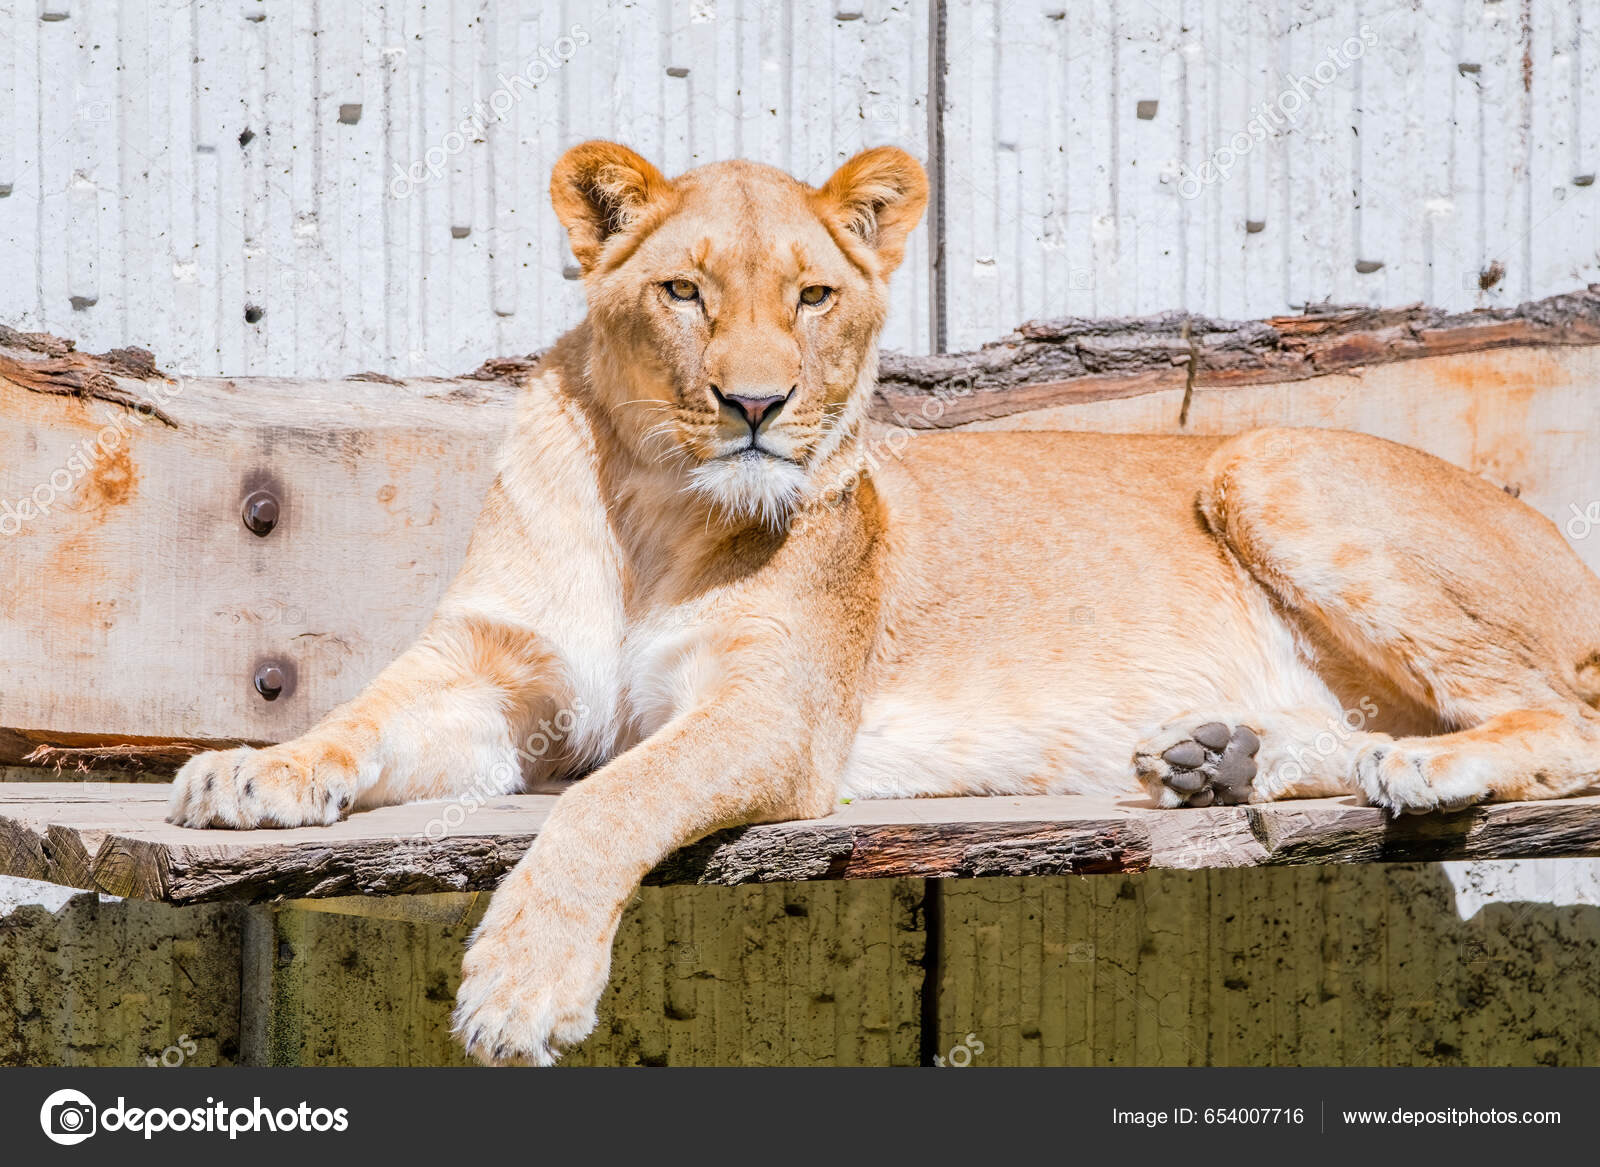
[1135,720,1261,808]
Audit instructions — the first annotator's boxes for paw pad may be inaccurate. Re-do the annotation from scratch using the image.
[1161,722,1260,807]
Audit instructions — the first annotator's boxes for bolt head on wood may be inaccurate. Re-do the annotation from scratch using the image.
[242,490,279,536]
[255,663,286,701]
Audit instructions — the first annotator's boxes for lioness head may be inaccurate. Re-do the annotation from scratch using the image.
[551,141,927,527]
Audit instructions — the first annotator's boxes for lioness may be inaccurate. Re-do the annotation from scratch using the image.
[169,142,1600,1064]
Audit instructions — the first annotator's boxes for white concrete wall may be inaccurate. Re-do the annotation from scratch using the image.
[3,2,1600,946]
[0,0,931,372]
[5,1,1600,366]
[939,0,1600,348]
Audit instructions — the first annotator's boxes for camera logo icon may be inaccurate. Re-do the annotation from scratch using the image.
[40,1089,97,1146]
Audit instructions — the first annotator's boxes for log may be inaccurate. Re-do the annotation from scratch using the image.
[3,782,1600,904]
[873,286,1600,427]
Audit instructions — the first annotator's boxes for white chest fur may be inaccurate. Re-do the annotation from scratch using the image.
[618,611,726,744]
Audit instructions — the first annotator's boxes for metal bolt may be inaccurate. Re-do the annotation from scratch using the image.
[242,489,279,536]
[254,663,286,701]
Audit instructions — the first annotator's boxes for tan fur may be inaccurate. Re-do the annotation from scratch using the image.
[168,143,1600,1064]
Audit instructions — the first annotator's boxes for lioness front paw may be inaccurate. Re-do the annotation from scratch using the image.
[452,892,610,1067]
[1354,742,1491,816]
[167,741,360,829]
[1135,718,1261,808]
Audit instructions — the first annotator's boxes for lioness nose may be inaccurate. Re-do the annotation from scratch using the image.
[712,386,792,433]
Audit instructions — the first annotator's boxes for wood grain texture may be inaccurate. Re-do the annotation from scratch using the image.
[875,288,1600,427]
[0,340,516,746]
[4,782,1599,904]
[0,728,261,774]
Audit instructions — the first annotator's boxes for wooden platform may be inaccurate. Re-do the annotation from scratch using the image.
[3,782,1599,905]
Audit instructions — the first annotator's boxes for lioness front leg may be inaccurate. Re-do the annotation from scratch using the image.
[452,679,843,1066]
[169,614,559,828]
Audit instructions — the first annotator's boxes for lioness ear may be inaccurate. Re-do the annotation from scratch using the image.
[813,146,929,277]
[550,141,673,273]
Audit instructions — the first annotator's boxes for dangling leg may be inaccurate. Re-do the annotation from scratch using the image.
[1191,427,1600,813]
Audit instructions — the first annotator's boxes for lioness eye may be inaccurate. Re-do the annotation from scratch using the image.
[664,279,699,301]
[800,285,833,306]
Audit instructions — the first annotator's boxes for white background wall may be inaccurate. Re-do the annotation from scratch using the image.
[4,0,1600,370]
[3,2,1600,925]
[943,0,1600,347]
[0,0,932,372]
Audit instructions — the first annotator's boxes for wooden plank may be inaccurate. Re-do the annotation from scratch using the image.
[0,332,516,747]
[3,782,1600,904]
[0,727,260,775]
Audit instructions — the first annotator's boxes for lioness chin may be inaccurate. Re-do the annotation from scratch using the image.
[169,142,1600,1065]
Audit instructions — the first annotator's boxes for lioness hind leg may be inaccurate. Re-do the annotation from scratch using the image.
[1136,707,1379,807]
[1353,708,1600,813]
[1201,427,1600,813]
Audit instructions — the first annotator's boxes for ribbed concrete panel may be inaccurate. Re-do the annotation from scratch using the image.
[939,0,1600,351]
[0,0,932,375]
[8,2,1600,365]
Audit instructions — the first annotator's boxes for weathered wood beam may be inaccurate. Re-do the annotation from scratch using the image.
[3,782,1599,904]
[0,324,175,421]
[0,340,516,750]
[873,286,1600,427]
[0,728,263,774]
[4,289,1600,763]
